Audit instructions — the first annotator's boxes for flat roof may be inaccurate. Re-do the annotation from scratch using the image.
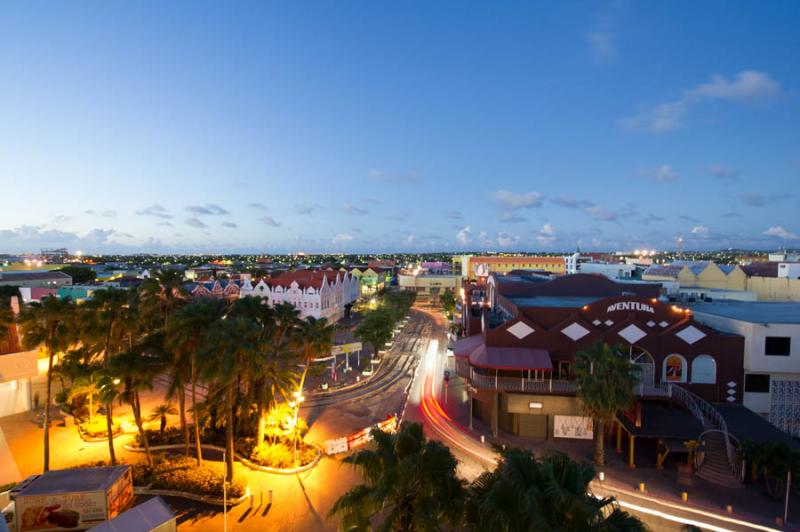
[19,466,129,495]
[714,403,800,449]
[689,301,800,324]
[508,296,600,308]
[0,271,71,281]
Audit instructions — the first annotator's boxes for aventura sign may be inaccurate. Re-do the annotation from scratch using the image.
[606,301,655,314]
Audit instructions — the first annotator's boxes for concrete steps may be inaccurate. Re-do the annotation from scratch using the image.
[697,432,744,488]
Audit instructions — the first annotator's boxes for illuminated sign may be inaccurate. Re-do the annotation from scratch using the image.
[606,301,655,314]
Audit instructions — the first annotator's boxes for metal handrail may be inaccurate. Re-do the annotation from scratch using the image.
[670,384,743,481]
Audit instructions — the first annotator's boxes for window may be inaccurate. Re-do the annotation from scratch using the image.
[745,373,770,393]
[663,354,687,383]
[765,337,791,357]
[691,355,716,384]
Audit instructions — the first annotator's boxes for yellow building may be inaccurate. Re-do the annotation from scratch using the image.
[454,255,566,278]
[643,260,800,301]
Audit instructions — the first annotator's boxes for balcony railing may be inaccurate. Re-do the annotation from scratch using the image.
[457,362,670,398]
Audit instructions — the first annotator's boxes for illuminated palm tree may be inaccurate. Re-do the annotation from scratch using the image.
[574,341,639,466]
[200,315,261,482]
[330,422,465,531]
[66,370,103,424]
[167,298,229,466]
[295,316,335,396]
[0,297,14,345]
[147,403,178,438]
[82,288,131,465]
[17,296,77,472]
[111,350,164,467]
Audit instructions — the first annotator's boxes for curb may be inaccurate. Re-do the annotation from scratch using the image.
[124,443,322,475]
[133,486,250,507]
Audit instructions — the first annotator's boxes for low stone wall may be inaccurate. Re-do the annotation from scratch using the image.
[133,485,250,507]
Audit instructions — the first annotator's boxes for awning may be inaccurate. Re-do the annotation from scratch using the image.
[469,345,552,371]
[453,334,485,357]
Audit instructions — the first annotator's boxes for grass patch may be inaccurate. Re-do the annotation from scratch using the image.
[250,441,317,469]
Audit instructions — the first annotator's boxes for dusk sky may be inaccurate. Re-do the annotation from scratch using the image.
[1,2,799,254]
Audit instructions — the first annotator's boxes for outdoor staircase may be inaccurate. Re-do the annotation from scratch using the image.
[668,385,745,487]
[696,430,744,488]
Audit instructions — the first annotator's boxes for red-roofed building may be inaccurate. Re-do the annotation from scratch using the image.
[240,269,359,322]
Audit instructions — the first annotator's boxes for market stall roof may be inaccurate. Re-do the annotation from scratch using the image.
[90,496,175,532]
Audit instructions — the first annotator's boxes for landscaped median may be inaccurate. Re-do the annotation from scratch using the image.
[72,456,247,506]
[125,427,323,475]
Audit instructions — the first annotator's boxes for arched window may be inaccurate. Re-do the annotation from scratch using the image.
[663,354,687,383]
[691,355,716,384]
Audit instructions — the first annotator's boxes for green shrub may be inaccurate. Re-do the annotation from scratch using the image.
[138,455,245,498]
[79,414,120,437]
[250,442,317,469]
[135,426,190,446]
[0,482,18,492]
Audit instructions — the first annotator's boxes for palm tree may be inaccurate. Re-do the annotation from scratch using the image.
[82,288,131,465]
[330,422,465,531]
[0,297,14,345]
[147,403,178,439]
[574,341,639,466]
[17,296,76,472]
[110,350,164,467]
[200,315,261,482]
[295,316,335,397]
[167,298,229,466]
[465,449,646,531]
[66,370,103,424]
[355,308,394,358]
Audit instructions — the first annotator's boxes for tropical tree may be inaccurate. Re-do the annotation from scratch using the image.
[81,288,132,465]
[295,316,335,396]
[355,308,394,357]
[17,296,77,471]
[440,289,456,319]
[200,315,261,482]
[465,449,646,531]
[167,298,229,466]
[0,297,14,344]
[148,403,178,439]
[330,422,465,531]
[110,350,164,467]
[66,370,104,424]
[574,341,639,466]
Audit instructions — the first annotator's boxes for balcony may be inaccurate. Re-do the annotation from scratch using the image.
[457,362,670,398]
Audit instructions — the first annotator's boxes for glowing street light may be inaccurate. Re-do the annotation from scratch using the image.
[291,390,305,465]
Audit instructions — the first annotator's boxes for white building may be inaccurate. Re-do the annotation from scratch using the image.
[690,301,800,436]
[240,270,359,322]
[0,297,40,419]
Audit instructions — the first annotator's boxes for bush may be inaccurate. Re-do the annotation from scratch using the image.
[79,414,120,438]
[0,482,18,493]
[137,455,245,498]
[136,426,190,446]
[250,442,317,469]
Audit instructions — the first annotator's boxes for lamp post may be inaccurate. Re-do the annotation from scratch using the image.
[291,390,305,465]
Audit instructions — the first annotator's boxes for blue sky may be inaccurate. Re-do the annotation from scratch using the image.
[1,1,798,254]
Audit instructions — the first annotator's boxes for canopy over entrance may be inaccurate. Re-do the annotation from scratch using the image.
[454,335,552,371]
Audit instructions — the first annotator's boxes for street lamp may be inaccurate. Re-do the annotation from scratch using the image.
[291,390,305,465]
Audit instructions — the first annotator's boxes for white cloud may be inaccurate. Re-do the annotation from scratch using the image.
[343,203,369,215]
[136,204,173,219]
[496,232,518,247]
[85,209,117,218]
[707,164,738,179]
[332,233,354,244]
[456,225,472,245]
[260,216,281,227]
[185,217,208,229]
[764,226,798,239]
[638,164,679,182]
[492,190,543,210]
[500,212,527,223]
[405,234,415,245]
[690,225,709,236]
[621,70,781,133]
[584,205,617,222]
[186,203,229,216]
[536,223,557,245]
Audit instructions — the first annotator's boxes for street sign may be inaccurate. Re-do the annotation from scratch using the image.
[331,342,363,355]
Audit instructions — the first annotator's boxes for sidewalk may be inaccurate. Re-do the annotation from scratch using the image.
[439,371,798,529]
